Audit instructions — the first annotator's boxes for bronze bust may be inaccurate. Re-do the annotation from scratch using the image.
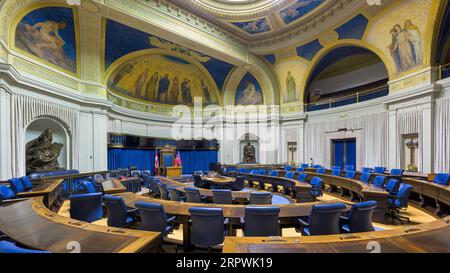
[242,141,256,163]
[26,129,64,174]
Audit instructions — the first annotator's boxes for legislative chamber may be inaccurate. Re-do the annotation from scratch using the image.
[1,0,450,257]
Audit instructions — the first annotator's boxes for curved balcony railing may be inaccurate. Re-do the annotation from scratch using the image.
[440,63,450,79]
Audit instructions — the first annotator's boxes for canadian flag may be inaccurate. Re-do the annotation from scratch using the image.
[154,149,159,174]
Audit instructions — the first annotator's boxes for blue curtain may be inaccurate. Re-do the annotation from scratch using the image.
[333,140,345,169]
[180,150,218,174]
[346,140,356,168]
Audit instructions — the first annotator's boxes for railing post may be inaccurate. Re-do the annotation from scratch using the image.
[329,99,332,108]
[356,92,359,103]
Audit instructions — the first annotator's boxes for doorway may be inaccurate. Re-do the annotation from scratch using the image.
[332,138,356,169]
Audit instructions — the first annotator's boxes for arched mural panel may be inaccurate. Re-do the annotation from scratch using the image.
[234,72,264,106]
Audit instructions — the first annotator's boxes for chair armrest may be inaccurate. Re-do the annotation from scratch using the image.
[127,207,138,214]
[297,218,309,227]
[224,218,229,225]
[166,216,176,223]
[240,217,245,224]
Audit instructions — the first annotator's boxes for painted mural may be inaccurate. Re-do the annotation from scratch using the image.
[107,53,218,106]
[231,18,270,34]
[388,20,423,72]
[280,0,324,25]
[14,6,77,74]
[274,59,308,104]
[235,73,263,105]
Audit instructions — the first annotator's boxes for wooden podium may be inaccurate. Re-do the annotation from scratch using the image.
[166,166,182,178]
[157,145,182,178]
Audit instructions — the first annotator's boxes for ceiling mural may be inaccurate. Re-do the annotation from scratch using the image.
[231,17,271,35]
[279,0,325,25]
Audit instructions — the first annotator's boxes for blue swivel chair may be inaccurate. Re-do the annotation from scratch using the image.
[233,176,245,191]
[340,201,377,233]
[345,165,355,171]
[103,195,137,228]
[301,163,309,169]
[136,202,175,236]
[8,178,25,194]
[189,207,226,250]
[433,173,450,186]
[269,170,279,177]
[141,170,151,176]
[250,170,259,175]
[331,169,341,176]
[285,171,295,179]
[387,184,414,224]
[167,186,183,201]
[284,165,293,171]
[331,166,341,170]
[212,190,233,204]
[130,170,141,177]
[373,166,386,174]
[360,172,372,183]
[298,173,308,182]
[69,193,103,223]
[361,167,372,173]
[193,174,206,188]
[19,176,33,191]
[316,168,326,174]
[385,179,401,195]
[312,165,322,169]
[0,240,51,253]
[81,180,97,193]
[0,185,15,203]
[296,167,305,172]
[258,169,266,175]
[297,203,346,236]
[249,192,272,205]
[372,176,387,188]
[142,173,151,188]
[345,171,356,179]
[184,187,206,203]
[157,183,170,200]
[243,207,280,237]
[310,177,323,200]
[149,177,160,196]
[389,169,404,176]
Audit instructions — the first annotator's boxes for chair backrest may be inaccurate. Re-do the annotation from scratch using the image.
[142,173,151,188]
[372,176,386,188]
[373,166,386,174]
[269,170,279,177]
[189,207,225,247]
[301,163,309,168]
[385,179,401,194]
[194,171,204,175]
[316,168,326,174]
[0,185,15,202]
[136,201,169,233]
[298,173,308,182]
[233,176,245,191]
[345,171,356,179]
[361,167,372,173]
[167,186,182,201]
[212,189,233,204]
[313,165,322,169]
[433,173,450,186]
[257,169,266,175]
[19,176,33,191]
[142,170,151,176]
[285,171,295,179]
[389,169,404,176]
[308,203,346,235]
[185,187,202,203]
[8,178,24,194]
[149,177,160,194]
[238,168,247,174]
[192,174,203,187]
[103,195,128,227]
[93,174,104,181]
[130,170,141,177]
[310,177,323,197]
[394,184,414,208]
[360,172,372,183]
[284,165,292,171]
[69,193,103,223]
[250,170,258,175]
[331,166,341,170]
[81,180,97,193]
[345,165,355,171]
[0,240,51,253]
[346,201,377,233]
[249,192,272,205]
[157,183,170,200]
[244,206,280,237]
[331,169,341,176]
[296,167,305,172]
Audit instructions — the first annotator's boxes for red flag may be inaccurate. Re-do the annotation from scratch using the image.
[175,150,182,166]
[154,148,159,174]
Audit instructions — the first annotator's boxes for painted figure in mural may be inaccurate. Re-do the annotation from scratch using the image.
[135,68,149,98]
[286,71,297,102]
[388,20,422,72]
[201,79,212,105]
[157,74,170,103]
[242,142,256,163]
[181,78,192,105]
[113,64,134,85]
[27,21,67,51]
[237,81,263,105]
[168,76,180,104]
[146,72,159,101]
[404,20,423,65]
[26,129,64,174]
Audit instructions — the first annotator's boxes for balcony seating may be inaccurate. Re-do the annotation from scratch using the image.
[249,192,272,205]
[372,176,387,188]
[297,203,346,236]
[0,240,51,253]
[19,176,33,191]
[373,166,386,174]
[360,172,372,183]
[387,184,414,224]
[285,171,295,179]
[433,173,450,186]
[298,173,308,182]
[103,195,137,228]
[135,202,175,236]
[69,193,103,223]
[345,171,356,179]
[345,165,355,171]
[212,190,233,204]
[331,169,341,176]
[167,186,183,201]
[389,169,405,176]
[340,201,377,233]
[361,167,372,173]
[243,206,280,237]
[189,207,226,249]
[184,187,207,203]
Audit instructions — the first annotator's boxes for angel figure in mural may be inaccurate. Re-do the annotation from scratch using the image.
[145,72,159,101]
[388,20,422,72]
[237,81,263,105]
[201,79,212,105]
[26,21,66,52]
[404,20,423,65]
[285,71,297,102]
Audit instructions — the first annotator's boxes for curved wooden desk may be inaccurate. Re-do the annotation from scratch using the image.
[202,176,236,188]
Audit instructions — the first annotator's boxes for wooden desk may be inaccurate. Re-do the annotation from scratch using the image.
[166,166,182,178]
[202,176,236,188]
[101,179,128,194]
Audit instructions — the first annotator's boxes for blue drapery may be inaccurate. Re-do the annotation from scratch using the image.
[108,148,218,175]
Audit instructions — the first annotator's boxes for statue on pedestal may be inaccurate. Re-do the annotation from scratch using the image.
[242,141,256,163]
[26,129,64,174]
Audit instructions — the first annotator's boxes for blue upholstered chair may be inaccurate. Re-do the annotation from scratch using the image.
[285,171,295,179]
[243,206,280,237]
[284,165,292,171]
[345,165,355,171]
[212,189,233,204]
[167,186,183,201]
[389,169,404,176]
[149,177,160,196]
[360,172,372,183]
[316,168,326,174]
[372,176,387,188]
[0,185,15,204]
[142,170,151,176]
[157,183,170,200]
[257,169,266,175]
[297,203,346,236]
[310,177,323,199]
[250,170,259,175]
[103,195,137,228]
[312,165,322,169]
[385,179,401,195]
[296,167,305,172]
[301,163,309,168]
[331,166,341,170]
[19,176,33,191]
[0,240,51,253]
[142,173,151,188]
[340,201,377,233]
[345,171,356,179]
[269,170,279,177]
[189,207,226,249]
[373,166,386,174]
[361,167,372,173]
[249,192,272,205]
[185,187,206,203]
[331,169,341,176]
[81,180,97,194]
[387,184,414,224]
[8,178,25,194]
[297,173,308,182]
[233,176,245,191]
[69,193,103,223]
[136,201,175,236]
[433,173,450,186]
[130,170,141,177]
